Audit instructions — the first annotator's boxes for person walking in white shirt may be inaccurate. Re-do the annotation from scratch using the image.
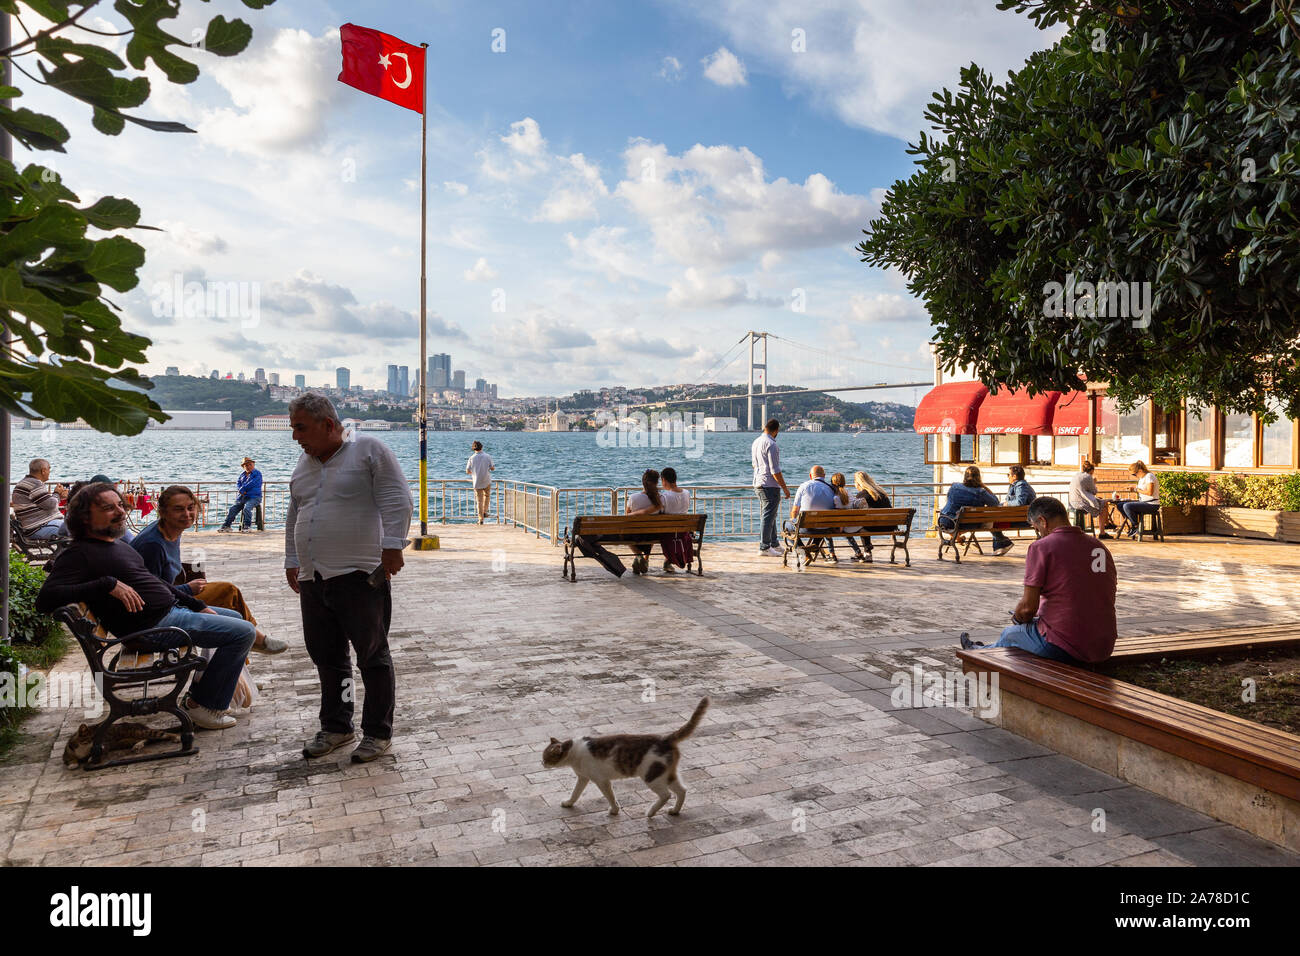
[751,419,791,556]
[284,394,413,763]
[465,441,495,524]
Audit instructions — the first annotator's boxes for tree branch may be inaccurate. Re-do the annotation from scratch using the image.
[0,1,106,58]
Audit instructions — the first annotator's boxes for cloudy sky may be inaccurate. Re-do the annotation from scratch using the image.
[22,0,1059,398]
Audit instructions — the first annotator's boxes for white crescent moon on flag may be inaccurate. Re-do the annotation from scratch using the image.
[389,51,412,89]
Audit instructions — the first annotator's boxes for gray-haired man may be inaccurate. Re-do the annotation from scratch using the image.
[284,393,413,763]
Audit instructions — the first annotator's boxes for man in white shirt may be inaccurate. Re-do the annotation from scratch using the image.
[284,394,413,763]
[751,419,791,556]
[465,441,495,524]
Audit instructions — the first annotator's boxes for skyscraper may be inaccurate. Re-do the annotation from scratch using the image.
[269,372,280,385]
[452,369,466,391]
[387,364,400,397]
[429,353,451,389]
[474,377,487,393]
[294,374,306,388]
[254,368,266,385]
[398,366,409,400]
[336,367,350,391]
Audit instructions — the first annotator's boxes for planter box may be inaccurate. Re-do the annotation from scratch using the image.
[1160,504,1205,535]
[1284,512,1300,544]
[1206,506,1284,541]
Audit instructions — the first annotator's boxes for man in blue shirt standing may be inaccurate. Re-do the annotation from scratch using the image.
[218,456,263,533]
[784,466,838,564]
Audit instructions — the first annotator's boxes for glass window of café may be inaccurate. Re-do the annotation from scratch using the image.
[1185,401,1214,467]
[1054,436,1082,467]
[1261,398,1295,469]
[1222,409,1255,468]
[1152,403,1181,465]
[1099,398,1150,464]
[977,434,1024,464]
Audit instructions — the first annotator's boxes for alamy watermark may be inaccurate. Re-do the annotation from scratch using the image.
[890,664,999,719]
[0,668,103,718]
[1042,273,1151,329]
[594,405,706,459]
[150,274,261,329]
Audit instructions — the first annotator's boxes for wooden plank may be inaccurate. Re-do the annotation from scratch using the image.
[958,648,1300,793]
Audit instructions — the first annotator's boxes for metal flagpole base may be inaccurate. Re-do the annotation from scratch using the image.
[411,535,440,551]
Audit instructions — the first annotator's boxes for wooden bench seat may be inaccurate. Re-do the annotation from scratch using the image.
[937,505,1036,562]
[781,507,915,570]
[53,604,201,770]
[562,513,707,582]
[1109,623,1300,663]
[958,646,1300,801]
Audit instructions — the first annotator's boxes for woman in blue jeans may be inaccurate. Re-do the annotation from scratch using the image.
[1118,460,1161,537]
[937,466,1013,554]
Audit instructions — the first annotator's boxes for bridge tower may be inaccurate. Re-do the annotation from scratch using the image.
[747,331,768,431]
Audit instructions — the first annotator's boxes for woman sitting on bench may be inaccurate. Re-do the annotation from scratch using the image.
[625,469,663,575]
[836,471,892,563]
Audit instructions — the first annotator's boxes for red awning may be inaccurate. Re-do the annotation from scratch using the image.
[975,387,1062,435]
[914,381,989,434]
[1052,391,1096,436]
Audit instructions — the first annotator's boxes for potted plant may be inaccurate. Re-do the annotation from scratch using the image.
[1158,472,1209,534]
[1205,473,1297,541]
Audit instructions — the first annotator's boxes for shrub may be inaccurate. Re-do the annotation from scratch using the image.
[1159,472,1210,512]
[7,551,61,646]
[1212,474,1297,511]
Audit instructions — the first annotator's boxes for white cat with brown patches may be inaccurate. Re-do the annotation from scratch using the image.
[542,697,709,817]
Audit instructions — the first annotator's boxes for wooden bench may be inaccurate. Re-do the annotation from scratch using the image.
[53,604,201,770]
[781,508,916,570]
[937,504,1036,562]
[562,513,707,582]
[9,515,70,565]
[958,646,1300,802]
[1108,622,1300,663]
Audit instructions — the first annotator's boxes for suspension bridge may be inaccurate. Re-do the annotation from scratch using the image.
[630,331,933,428]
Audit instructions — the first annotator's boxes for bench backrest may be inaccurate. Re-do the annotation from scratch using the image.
[953,505,1031,526]
[572,513,707,537]
[797,508,914,531]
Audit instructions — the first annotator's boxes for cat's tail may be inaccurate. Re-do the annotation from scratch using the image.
[665,697,710,744]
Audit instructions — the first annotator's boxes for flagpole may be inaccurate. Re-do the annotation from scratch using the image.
[414,41,435,550]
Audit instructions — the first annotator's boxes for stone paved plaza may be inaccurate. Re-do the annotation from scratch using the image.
[3,523,1299,867]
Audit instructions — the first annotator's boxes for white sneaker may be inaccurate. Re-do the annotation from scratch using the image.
[183,695,237,730]
[765,547,785,557]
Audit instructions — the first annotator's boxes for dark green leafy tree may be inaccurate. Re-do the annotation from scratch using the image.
[0,0,275,434]
[859,0,1300,417]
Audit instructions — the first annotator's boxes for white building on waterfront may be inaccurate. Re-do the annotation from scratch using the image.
[253,414,291,430]
[703,416,738,432]
[146,410,232,430]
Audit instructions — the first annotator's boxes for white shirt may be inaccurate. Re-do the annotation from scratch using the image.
[751,433,781,488]
[627,491,662,513]
[660,489,690,514]
[466,451,494,489]
[284,434,413,579]
[1137,472,1159,502]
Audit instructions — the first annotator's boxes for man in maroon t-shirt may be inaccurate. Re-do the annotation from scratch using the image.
[961,496,1117,663]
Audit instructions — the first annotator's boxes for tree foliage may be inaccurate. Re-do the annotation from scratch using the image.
[0,0,275,434]
[859,0,1300,417]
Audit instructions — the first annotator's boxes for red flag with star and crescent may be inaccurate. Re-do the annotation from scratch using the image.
[338,23,425,113]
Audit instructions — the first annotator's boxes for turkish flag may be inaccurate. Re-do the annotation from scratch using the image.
[338,23,425,114]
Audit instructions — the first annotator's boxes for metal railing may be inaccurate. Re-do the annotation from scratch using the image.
[60,476,1138,544]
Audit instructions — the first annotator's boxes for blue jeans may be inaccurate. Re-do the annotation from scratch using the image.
[29,519,65,540]
[939,514,1011,550]
[1120,500,1160,531]
[756,487,781,550]
[152,605,256,711]
[992,619,1080,664]
[222,495,260,530]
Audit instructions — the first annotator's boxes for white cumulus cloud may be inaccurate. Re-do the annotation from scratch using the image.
[701,47,748,87]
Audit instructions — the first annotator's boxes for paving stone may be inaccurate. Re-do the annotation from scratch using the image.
[2,526,1296,867]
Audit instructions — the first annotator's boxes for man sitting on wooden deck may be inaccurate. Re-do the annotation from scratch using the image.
[960,496,1118,665]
